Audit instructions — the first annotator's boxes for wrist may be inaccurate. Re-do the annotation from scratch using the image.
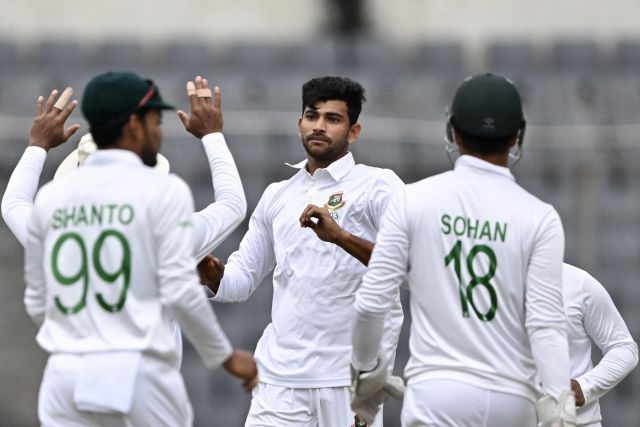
[28,139,49,151]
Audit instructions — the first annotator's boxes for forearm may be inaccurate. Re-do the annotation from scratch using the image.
[192,133,247,261]
[529,327,571,399]
[577,341,639,403]
[333,230,374,266]
[166,284,233,369]
[352,310,386,371]
[2,146,46,247]
[209,262,258,303]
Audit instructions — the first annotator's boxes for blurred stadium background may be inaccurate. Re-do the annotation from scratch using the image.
[1,1,639,425]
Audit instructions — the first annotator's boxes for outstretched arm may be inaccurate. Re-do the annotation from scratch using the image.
[177,76,247,261]
[2,88,79,246]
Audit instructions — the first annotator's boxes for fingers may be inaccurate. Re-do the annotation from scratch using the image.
[53,87,74,111]
[243,375,259,392]
[176,109,189,127]
[44,89,59,113]
[63,124,81,141]
[213,86,221,110]
[35,95,44,116]
[58,99,78,122]
[186,81,197,113]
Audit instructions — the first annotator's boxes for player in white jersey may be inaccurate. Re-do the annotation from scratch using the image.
[562,263,638,426]
[2,75,247,368]
[350,73,576,427]
[201,76,404,426]
[22,71,257,427]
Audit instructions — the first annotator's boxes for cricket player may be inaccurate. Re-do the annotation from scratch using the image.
[2,76,247,368]
[22,71,256,427]
[350,73,576,427]
[563,263,638,426]
[204,76,404,426]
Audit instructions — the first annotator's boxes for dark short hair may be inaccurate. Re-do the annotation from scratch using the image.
[455,126,515,156]
[302,76,366,125]
[90,108,152,147]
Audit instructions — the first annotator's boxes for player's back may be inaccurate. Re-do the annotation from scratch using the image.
[27,150,190,362]
[402,155,563,402]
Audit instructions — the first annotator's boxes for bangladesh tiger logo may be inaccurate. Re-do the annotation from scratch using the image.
[325,191,346,219]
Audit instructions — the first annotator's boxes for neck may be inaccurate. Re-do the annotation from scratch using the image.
[305,151,348,175]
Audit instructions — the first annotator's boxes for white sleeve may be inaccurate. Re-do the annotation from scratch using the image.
[575,274,639,404]
[211,185,277,303]
[525,209,570,399]
[23,200,46,326]
[366,169,404,230]
[153,177,233,369]
[353,191,409,371]
[190,133,247,261]
[2,146,47,247]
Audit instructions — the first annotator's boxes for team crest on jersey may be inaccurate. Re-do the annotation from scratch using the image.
[325,191,346,220]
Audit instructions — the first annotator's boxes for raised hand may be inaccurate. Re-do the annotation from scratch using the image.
[177,76,223,139]
[29,87,80,151]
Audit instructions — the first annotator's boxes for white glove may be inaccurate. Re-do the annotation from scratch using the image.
[350,354,405,424]
[536,390,577,427]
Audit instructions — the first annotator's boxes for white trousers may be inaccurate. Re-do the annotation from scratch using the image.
[38,353,193,427]
[245,382,384,427]
[401,379,536,427]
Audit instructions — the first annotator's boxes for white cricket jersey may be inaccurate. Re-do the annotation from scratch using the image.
[2,133,245,259]
[563,263,638,426]
[24,149,233,369]
[354,155,569,402]
[212,152,404,387]
[4,134,245,368]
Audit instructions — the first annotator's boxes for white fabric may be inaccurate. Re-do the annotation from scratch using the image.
[4,133,246,368]
[24,149,233,366]
[401,379,537,427]
[2,133,246,261]
[212,152,404,388]
[191,132,247,261]
[39,353,193,427]
[245,383,383,427]
[354,155,569,403]
[1,145,46,247]
[563,263,638,426]
[73,351,142,413]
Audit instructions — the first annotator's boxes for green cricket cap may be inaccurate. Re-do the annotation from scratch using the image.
[81,71,173,127]
[449,73,525,139]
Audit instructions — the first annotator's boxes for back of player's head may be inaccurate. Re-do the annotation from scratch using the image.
[448,73,526,155]
[81,71,174,147]
[302,76,366,125]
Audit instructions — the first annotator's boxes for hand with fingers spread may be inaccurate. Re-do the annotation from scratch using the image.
[29,87,81,151]
[197,254,225,294]
[299,203,346,244]
[177,76,223,139]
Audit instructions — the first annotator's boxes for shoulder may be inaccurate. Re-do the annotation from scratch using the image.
[354,164,403,185]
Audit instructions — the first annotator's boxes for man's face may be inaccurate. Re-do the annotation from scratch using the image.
[298,100,359,162]
[140,109,163,167]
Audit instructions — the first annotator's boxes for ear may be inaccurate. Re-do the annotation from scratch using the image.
[126,114,144,141]
[297,117,303,138]
[347,122,361,144]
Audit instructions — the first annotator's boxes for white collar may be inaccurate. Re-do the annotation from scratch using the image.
[286,152,356,182]
[454,155,515,182]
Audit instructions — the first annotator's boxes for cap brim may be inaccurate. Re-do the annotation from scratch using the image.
[147,98,174,110]
[54,150,171,180]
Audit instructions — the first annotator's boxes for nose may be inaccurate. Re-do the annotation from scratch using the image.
[313,116,327,133]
